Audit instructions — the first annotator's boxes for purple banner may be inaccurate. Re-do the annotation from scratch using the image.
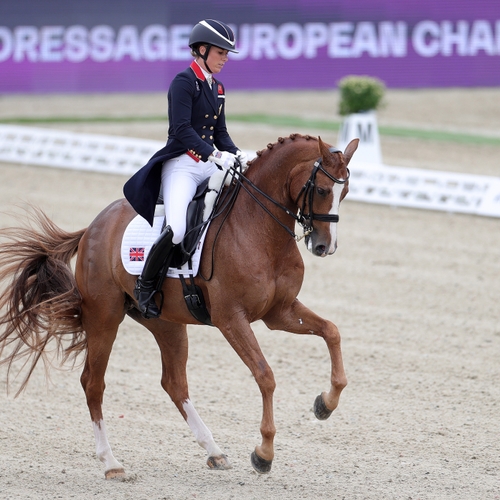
[0,0,498,93]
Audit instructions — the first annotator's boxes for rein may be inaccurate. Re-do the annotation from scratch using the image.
[232,147,349,241]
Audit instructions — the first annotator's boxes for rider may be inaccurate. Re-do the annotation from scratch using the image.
[123,19,248,319]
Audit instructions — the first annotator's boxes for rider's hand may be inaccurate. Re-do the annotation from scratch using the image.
[236,150,249,171]
[209,150,236,171]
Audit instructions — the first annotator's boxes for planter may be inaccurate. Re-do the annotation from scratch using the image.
[337,110,382,165]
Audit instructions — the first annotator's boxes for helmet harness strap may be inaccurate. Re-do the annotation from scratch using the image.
[195,44,213,73]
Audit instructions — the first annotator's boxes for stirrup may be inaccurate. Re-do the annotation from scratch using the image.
[134,280,162,319]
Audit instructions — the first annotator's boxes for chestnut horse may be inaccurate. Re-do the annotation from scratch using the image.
[0,134,358,478]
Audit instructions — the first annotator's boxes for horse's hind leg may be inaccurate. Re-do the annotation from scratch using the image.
[142,318,231,470]
[80,294,126,479]
[264,299,347,419]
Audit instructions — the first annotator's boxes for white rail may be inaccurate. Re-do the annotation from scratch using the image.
[348,161,500,218]
[1,124,499,218]
[0,125,160,176]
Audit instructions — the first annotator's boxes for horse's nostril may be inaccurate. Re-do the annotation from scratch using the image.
[315,245,326,256]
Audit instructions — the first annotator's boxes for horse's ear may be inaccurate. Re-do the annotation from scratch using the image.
[343,139,359,165]
[317,136,331,159]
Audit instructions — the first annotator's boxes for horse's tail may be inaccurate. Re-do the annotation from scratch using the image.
[0,207,87,396]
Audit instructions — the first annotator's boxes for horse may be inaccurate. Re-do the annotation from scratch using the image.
[0,134,358,478]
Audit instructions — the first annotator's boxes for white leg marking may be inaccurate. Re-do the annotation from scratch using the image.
[183,399,224,457]
[328,183,344,254]
[92,420,124,472]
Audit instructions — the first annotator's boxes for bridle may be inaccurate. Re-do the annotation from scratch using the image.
[230,147,350,241]
[294,147,350,239]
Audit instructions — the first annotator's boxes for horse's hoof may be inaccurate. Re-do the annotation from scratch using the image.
[313,394,333,420]
[105,468,126,480]
[251,451,272,474]
[207,454,232,470]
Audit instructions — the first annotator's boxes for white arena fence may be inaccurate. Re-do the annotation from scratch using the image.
[0,125,159,176]
[348,162,500,218]
[1,124,499,218]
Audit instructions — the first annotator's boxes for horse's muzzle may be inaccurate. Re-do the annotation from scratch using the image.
[306,234,337,257]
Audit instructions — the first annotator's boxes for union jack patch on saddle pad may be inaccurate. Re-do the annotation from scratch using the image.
[129,247,145,261]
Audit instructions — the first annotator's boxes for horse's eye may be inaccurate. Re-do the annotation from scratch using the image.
[316,187,326,196]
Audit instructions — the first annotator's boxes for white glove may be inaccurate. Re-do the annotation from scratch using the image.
[209,150,236,171]
[236,150,249,171]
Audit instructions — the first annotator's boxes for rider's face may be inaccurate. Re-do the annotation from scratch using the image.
[199,46,229,74]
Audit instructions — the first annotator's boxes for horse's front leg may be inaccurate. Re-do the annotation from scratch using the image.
[216,318,276,474]
[145,319,231,470]
[263,299,347,420]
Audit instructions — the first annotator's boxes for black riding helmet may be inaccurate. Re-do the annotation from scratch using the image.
[189,19,238,73]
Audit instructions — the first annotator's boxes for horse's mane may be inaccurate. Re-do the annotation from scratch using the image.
[248,133,318,167]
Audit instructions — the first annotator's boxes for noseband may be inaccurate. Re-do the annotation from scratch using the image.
[294,147,350,238]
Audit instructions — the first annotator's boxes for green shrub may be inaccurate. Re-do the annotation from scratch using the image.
[338,75,386,116]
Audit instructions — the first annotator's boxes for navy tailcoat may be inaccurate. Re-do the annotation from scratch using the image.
[123,61,238,226]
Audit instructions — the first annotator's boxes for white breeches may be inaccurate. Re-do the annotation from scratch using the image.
[161,154,218,244]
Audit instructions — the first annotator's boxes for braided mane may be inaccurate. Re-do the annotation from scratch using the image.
[248,133,318,167]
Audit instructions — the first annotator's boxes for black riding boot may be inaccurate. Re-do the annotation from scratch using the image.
[134,225,175,319]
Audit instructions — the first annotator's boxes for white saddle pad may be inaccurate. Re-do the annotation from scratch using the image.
[120,205,208,278]
[121,168,232,278]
